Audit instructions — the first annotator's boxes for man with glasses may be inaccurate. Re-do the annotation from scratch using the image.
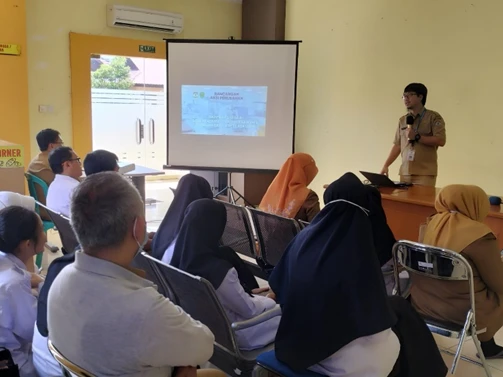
[46,146,82,217]
[380,83,446,186]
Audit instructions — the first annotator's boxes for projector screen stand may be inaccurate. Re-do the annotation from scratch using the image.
[214,172,253,206]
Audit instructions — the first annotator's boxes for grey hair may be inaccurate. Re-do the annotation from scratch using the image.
[70,172,144,251]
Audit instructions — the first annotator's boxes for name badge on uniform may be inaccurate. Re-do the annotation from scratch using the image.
[407,149,415,162]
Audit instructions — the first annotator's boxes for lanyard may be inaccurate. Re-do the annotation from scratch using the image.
[414,108,427,133]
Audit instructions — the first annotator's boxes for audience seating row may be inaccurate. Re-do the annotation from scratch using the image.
[220,201,301,278]
[43,199,490,376]
[134,252,279,377]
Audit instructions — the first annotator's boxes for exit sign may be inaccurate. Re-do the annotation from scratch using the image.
[139,45,156,53]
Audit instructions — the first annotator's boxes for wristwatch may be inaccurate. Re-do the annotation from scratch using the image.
[414,133,421,142]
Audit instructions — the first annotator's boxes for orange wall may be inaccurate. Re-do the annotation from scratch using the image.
[0,0,30,166]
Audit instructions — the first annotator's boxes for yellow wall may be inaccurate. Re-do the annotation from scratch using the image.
[0,0,30,166]
[287,0,503,195]
[26,0,242,158]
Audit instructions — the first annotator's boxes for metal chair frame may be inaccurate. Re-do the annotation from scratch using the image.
[141,253,279,377]
[393,240,492,376]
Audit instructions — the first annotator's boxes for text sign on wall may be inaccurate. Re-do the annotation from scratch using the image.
[139,45,156,53]
[0,146,24,168]
[0,44,21,56]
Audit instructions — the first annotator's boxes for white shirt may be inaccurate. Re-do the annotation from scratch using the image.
[46,174,80,217]
[0,252,37,377]
[216,268,279,351]
[161,239,176,265]
[32,323,63,377]
[309,328,400,377]
[48,252,215,377]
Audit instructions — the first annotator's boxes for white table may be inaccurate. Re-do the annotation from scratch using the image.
[124,164,164,212]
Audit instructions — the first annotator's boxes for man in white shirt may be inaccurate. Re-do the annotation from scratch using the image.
[46,147,82,217]
[48,172,218,377]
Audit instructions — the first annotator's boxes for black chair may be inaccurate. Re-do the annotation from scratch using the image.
[297,220,310,230]
[142,253,280,377]
[219,201,266,279]
[132,253,175,300]
[393,240,492,376]
[246,208,301,269]
[36,201,79,255]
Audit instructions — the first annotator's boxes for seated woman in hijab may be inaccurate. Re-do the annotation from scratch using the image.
[324,172,396,267]
[171,199,279,350]
[269,197,400,376]
[259,153,320,222]
[151,174,214,263]
[0,206,47,377]
[412,184,503,359]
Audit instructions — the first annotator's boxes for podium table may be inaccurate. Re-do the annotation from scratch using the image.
[124,165,164,212]
[380,185,503,248]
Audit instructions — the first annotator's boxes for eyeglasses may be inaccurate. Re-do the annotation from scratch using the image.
[402,93,417,100]
[65,158,81,164]
[53,140,64,145]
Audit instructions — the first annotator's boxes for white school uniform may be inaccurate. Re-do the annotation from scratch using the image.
[46,174,80,217]
[215,267,279,350]
[0,252,38,377]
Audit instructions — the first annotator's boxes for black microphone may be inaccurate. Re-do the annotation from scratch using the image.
[401,115,415,130]
[406,115,415,144]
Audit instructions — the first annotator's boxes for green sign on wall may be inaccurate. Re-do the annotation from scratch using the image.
[139,45,156,53]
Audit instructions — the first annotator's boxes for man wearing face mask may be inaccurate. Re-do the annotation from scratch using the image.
[47,172,221,377]
[380,83,446,187]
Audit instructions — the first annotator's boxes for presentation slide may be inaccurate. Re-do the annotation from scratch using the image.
[181,85,268,137]
[167,42,297,170]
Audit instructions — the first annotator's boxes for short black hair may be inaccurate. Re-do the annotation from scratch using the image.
[49,146,74,174]
[0,206,40,254]
[36,129,60,151]
[404,83,428,106]
[83,150,119,176]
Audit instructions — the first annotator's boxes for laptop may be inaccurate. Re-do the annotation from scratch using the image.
[359,171,412,188]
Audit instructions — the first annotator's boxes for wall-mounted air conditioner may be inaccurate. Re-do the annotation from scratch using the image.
[107,5,184,34]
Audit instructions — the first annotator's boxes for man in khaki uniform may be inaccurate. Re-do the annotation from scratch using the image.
[380,83,446,187]
[27,128,63,219]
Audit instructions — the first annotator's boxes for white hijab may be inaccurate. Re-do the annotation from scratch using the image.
[0,191,35,211]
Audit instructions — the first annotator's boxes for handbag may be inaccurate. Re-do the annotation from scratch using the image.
[0,348,20,377]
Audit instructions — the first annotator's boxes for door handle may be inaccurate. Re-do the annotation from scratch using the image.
[149,119,155,145]
[135,118,142,145]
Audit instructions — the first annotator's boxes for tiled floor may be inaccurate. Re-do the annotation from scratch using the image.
[40,179,503,376]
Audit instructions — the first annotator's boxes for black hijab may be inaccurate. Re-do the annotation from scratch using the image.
[269,198,396,371]
[324,172,396,266]
[151,174,213,260]
[171,199,258,293]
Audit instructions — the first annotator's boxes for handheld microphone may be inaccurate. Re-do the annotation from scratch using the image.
[406,115,415,143]
[401,115,415,131]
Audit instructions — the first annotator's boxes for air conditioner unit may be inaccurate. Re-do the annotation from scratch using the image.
[107,5,183,34]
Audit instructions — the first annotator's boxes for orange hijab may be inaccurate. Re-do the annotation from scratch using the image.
[423,185,492,252]
[259,153,318,218]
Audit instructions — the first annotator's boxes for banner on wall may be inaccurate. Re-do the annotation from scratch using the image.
[0,144,24,168]
[0,44,21,56]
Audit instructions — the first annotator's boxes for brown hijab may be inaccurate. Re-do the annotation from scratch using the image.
[423,184,492,252]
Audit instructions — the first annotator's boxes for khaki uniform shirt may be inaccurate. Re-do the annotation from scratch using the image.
[28,152,54,186]
[28,151,54,220]
[393,109,446,176]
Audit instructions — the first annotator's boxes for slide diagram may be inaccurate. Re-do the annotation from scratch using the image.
[181,85,268,137]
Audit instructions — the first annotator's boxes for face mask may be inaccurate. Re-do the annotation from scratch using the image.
[133,218,148,257]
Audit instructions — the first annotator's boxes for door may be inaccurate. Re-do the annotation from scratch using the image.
[71,34,177,225]
[90,55,167,170]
